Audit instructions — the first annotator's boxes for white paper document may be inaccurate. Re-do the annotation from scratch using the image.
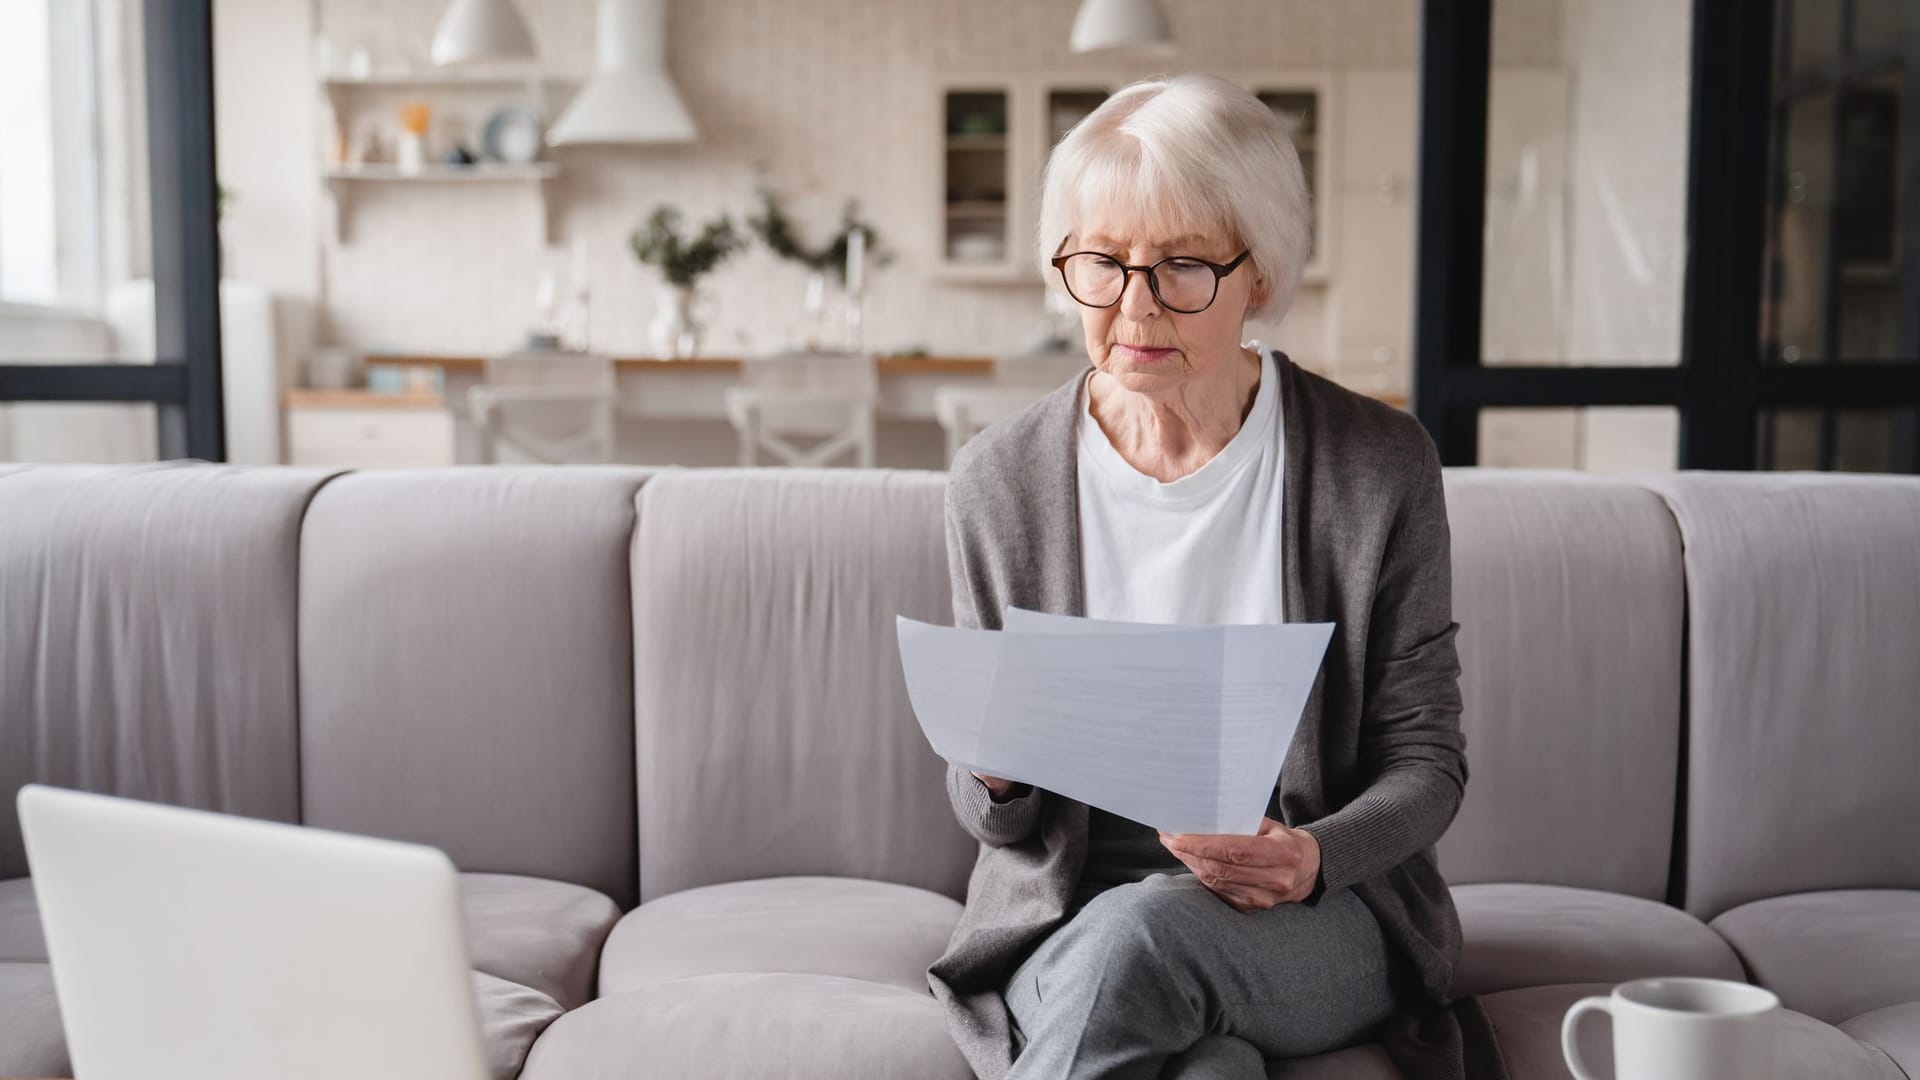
[895,607,1334,835]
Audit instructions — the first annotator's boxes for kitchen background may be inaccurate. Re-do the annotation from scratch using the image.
[3,0,1697,471]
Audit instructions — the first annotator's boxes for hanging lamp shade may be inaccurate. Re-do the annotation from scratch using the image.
[430,0,537,66]
[1068,0,1175,54]
[547,0,697,145]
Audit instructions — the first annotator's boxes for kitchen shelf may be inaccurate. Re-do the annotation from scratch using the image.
[322,164,559,243]
[321,71,555,89]
[319,68,560,248]
[320,71,560,114]
[324,163,559,181]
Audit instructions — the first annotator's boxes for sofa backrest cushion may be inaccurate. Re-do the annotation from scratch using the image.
[298,467,652,907]
[1642,473,1920,918]
[1435,470,1686,900]
[0,463,335,879]
[629,469,975,903]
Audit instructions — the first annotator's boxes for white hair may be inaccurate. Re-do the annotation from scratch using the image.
[1035,73,1312,324]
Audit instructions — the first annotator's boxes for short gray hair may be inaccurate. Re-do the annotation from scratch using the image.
[1035,73,1312,324]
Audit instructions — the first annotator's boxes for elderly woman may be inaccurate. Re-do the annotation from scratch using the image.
[926,74,1477,1080]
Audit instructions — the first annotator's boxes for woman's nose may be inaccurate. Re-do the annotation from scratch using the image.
[1119,267,1161,320]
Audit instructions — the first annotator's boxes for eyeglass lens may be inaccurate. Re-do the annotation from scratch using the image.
[1060,254,1220,312]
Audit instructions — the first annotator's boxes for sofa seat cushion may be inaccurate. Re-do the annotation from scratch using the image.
[472,970,565,1080]
[0,961,68,1077]
[597,875,962,996]
[1472,982,1904,1080]
[0,963,556,1080]
[1840,1002,1920,1079]
[460,872,621,1010]
[0,877,46,961]
[1451,883,1744,996]
[518,972,971,1080]
[1710,889,1920,1024]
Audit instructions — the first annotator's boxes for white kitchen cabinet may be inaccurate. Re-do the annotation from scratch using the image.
[935,70,1334,286]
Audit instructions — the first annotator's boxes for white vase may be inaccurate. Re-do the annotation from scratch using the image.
[396,131,424,176]
[649,282,702,359]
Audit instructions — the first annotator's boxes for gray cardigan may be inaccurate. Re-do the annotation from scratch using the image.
[927,350,1507,1079]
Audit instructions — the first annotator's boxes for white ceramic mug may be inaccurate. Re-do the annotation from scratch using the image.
[1562,976,1779,1080]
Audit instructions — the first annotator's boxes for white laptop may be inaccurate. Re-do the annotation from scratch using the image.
[16,783,491,1080]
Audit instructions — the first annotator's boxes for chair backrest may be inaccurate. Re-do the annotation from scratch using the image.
[628,468,976,903]
[726,352,878,467]
[482,349,617,391]
[736,350,879,401]
[1640,473,1920,919]
[297,467,653,907]
[470,350,618,465]
[1435,470,1687,902]
[0,464,335,879]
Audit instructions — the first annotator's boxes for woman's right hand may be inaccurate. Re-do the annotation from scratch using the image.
[971,771,1016,798]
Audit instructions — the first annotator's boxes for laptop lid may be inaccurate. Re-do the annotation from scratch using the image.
[17,784,490,1080]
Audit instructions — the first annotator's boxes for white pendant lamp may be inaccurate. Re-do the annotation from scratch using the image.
[547,0,697,145]
[430,0,537,66]
[1069,0,1175,54]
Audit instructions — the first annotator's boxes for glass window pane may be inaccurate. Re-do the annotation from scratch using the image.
[1760,408,1920,473]
[1835,72,1904,362]
[1483,0,1690,368]
[1763,408,1825,469]
[0,401,161,462]
[1764,91,1837,363]
[1851,0,1909,53]
[1785,0,1842,75]
[1833,408,1920,472]
[1477,406,1680,471]
[0,0,159,363]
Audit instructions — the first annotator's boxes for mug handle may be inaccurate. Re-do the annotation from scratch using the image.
[1562,995,1615,1080]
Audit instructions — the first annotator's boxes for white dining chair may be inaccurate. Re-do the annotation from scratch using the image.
[933,350,1088,466]
[468,350,618,465]
[724,351,878,468]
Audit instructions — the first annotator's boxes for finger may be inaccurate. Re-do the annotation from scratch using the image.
[1167,832,1292,868]
[1168,834,1296,873]
[1171,845,1287,896]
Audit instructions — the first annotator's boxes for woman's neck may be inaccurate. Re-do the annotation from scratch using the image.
[1088,344,1263,483]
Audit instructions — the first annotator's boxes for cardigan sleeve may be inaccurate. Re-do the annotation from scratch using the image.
[1299,431,1468,896]
[939,482,1046,848]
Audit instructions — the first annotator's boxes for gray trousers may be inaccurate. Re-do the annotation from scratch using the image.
[1002,872,1399,1080]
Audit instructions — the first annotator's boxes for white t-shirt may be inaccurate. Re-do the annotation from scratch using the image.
[1076,339,1284,626]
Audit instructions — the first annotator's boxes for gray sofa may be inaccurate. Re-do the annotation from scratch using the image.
[0,462,1914,1079]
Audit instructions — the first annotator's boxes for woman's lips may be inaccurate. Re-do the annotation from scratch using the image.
[1115,344,1175,360]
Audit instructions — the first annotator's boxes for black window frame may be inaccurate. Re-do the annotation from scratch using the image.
[1413,0,1920,473]
[0,0,225,462]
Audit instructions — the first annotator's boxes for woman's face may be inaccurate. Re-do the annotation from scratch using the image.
[1063,215,1268,398]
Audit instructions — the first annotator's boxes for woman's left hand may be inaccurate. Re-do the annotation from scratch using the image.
[1158,817,1321,912]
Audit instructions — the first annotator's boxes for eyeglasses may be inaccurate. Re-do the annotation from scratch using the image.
[1049,248,1252,314]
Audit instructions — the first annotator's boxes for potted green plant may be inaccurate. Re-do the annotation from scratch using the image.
[629,206,746,359]
[745,183,895,350]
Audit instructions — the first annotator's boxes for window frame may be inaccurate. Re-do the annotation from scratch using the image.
[1413,0,1920,473]
[0,0,223,462]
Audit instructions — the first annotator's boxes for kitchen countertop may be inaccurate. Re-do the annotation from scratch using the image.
[364,353,998,376]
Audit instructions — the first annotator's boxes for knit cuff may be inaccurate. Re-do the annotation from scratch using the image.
[949,767,1043,847]
[1299,792,1411,895]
